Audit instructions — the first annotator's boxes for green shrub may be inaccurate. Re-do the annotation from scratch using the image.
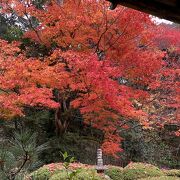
[49,169,103,180]
[123,168,148,180]
[122,162,164,180]
[49,171,68,180]
[105,163,164,180]
[75,169,102,180]
[31,167,51,180]
[163,169,180,177]
[105,167,124,180]
[141,176,180,180]
[124,162,160,170]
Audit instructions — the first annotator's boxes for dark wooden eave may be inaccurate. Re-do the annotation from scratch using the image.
[109,0,180,23]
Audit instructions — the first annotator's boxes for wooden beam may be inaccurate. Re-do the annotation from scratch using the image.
[109,0,180,23]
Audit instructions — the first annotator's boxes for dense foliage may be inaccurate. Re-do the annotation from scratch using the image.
[0,0,179,178]
[29,162,180,180]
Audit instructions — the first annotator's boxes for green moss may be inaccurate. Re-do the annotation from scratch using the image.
[164,169,180,177]
[106,163,164,180]
[31,167,51,180]
[123,168,148,180]
[30,163,180,180]
[105,167,124,180]
[123,162,164,179]
[140,176,180,180]
[49,169,103,180]
[49,171,68,180]
[124,162,161,171]
[75,169,103,180]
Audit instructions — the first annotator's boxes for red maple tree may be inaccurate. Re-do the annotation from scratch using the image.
[147,24,180,133]
[1,0,177,156]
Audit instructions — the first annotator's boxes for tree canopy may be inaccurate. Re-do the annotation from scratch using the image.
[0,0,179,157]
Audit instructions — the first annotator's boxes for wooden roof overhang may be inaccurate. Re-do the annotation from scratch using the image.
[108,0,180,23]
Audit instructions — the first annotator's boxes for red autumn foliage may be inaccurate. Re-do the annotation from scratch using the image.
[0,0,179,155]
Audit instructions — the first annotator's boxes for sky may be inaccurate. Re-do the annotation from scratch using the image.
[151,16,173,25]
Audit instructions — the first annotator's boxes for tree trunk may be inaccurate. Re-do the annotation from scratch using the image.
[54,92,71,136]
[55,106,69,136]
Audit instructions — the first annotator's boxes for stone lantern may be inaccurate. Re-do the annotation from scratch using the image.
[96,148,107,173]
